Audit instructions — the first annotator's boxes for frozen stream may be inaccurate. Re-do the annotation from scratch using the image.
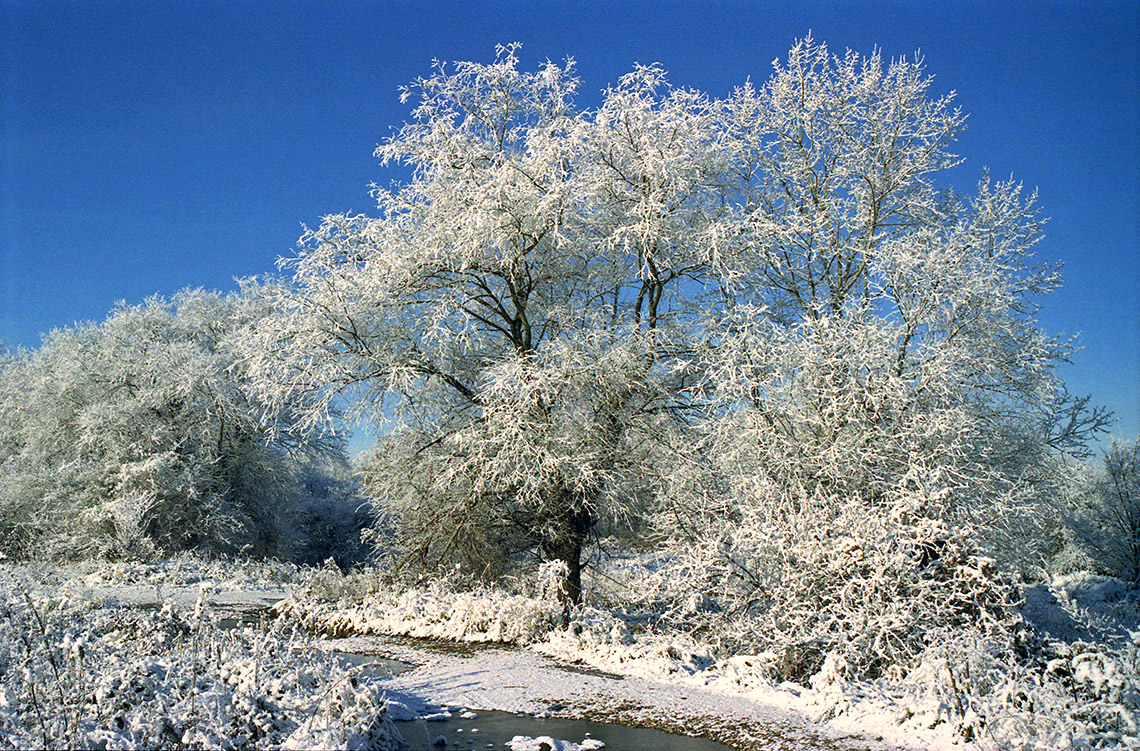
[321,634,890,750]
[208,605,736,748]
[324,645,733,750]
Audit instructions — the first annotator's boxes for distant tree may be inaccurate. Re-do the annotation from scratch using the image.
[244,39,1106,622]
[1065,438,1140,581]
[0,290,346,560]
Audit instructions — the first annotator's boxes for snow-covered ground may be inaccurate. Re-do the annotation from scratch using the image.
[275,578,945,749]
[5,557,1139,750]
[1021,573,1140,646]
[0,558,893,750]
[281,564,1140,750]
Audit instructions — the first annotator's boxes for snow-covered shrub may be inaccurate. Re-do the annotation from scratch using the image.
[281,677,396,751]
[986,573,1140,747]
[651,481,1021,683]
[0,290,353,562]
[640,307,1038,684]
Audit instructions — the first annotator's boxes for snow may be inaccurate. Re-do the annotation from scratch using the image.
[0,560,398,751]
[507,736,605,750]
[0,557,899,750]
[315,625,904,749]
[1054,573,1140,641]
[284,565,1140,750]
[8,558,1140,750]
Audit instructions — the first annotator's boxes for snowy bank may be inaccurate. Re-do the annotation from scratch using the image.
[285,566,1140,750]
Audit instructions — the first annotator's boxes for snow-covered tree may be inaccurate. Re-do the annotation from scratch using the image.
[1065,438,1140,580]
[245,39,1105,621]
[0,290,349,560]
[242,45,726,608]
[642,39,1109,679]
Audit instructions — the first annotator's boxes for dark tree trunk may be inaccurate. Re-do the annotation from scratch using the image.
[541,502,592,627]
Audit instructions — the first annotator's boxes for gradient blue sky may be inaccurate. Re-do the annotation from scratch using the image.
[3,0,1138,443]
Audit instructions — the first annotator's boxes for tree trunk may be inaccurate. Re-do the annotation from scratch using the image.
[541,502,592,627]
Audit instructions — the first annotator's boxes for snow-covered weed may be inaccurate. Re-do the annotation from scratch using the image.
[944,636,1140,749]
[0,567,399,750]
[1052,573,1140,643]
[282,563,564,645]
[59,551,303,589]
[540,607,714,679]
[962,576,1140,748]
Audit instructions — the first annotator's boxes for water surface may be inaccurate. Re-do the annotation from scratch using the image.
[394,708,734,751]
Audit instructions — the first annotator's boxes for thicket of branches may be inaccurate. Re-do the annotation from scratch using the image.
[1062,438,1140,580]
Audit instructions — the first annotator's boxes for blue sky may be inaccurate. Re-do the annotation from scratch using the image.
[3,0,1138,443]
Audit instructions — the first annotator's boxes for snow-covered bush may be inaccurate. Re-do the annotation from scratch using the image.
[1038,639,1140,740]
[0,290,354,562]
[651,482,1021,682]
[637,311,1044,686]
[540,606,716,679]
